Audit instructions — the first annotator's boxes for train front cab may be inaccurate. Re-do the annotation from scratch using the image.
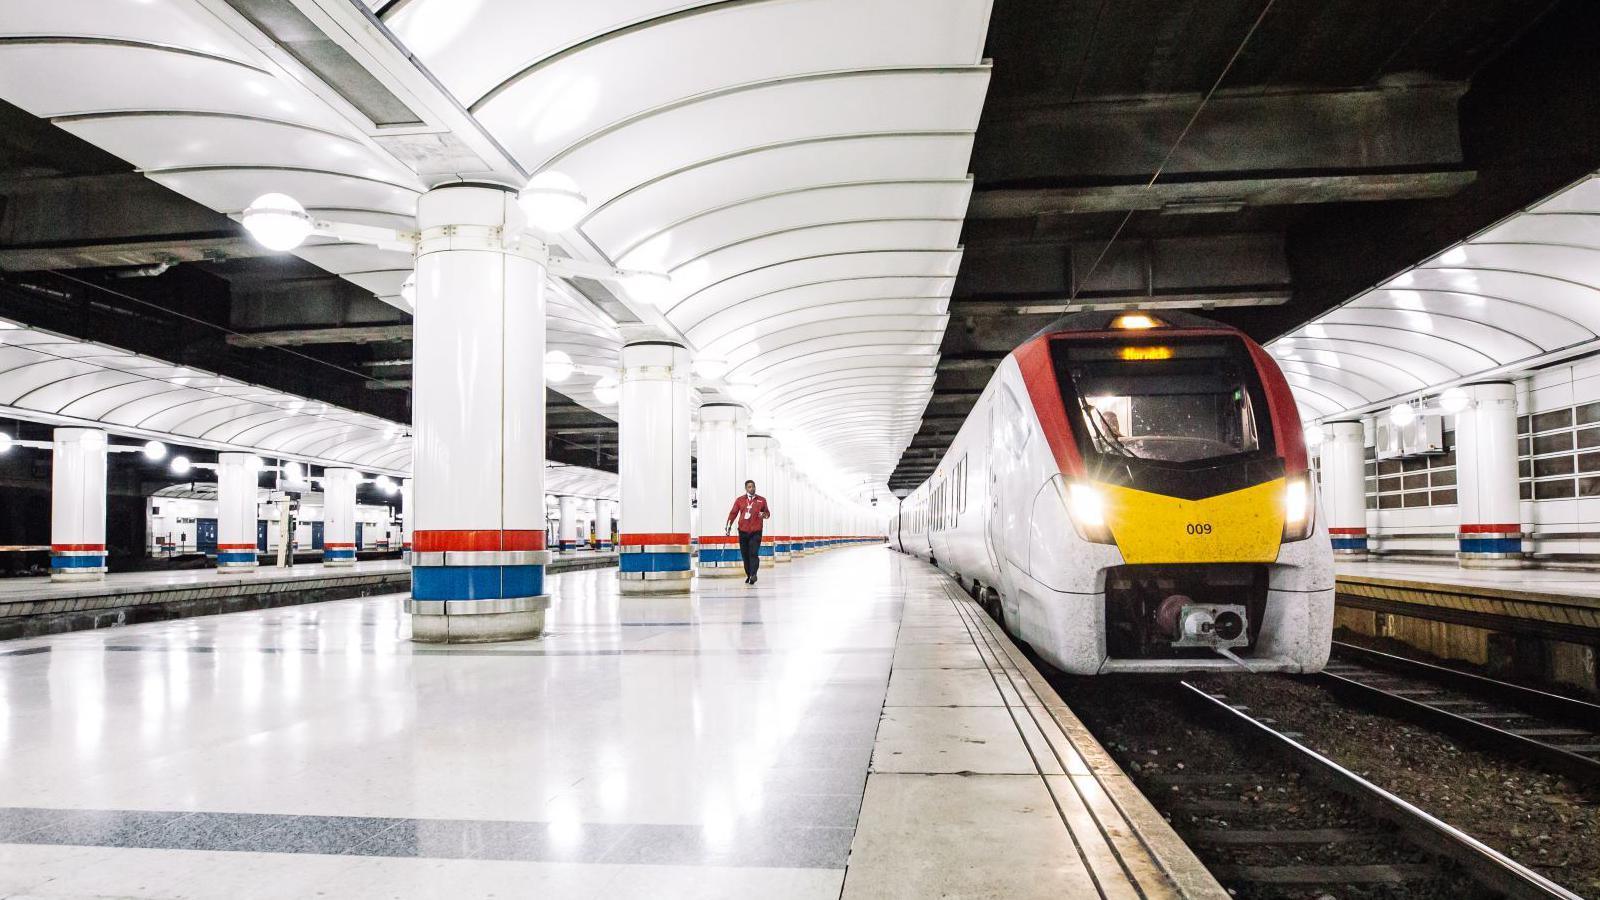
[1005,314,1334,675]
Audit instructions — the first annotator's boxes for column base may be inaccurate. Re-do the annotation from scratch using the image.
[698,566,746,578]
[619,571,693,594]
[407,595,550,643]
[217,563,259,574]
[50,571,104,583]
[323,559,355,568]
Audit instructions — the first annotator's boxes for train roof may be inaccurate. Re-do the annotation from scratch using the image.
[1025,310,1242,343]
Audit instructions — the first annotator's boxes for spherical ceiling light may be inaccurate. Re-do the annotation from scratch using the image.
[1302,424,1325,448]
[142,440,167,461]
[241,193,313,251]
[592,375,620,405]
[375,475,396,494]
[518,171,587,233]
[1439,387,1471,414]
[1389,403,1417,427]
[400,272,417,308]
[0,432,11,454]
[170,455,192,475]
[544,350,575,384]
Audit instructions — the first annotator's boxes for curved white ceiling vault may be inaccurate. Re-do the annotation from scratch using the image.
[0,316,411,474]
[383,0,992,489]
[0,0,992,495]
[1272,172,1600,424]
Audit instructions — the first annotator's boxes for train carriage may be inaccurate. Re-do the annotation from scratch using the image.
[892,311,1334,675]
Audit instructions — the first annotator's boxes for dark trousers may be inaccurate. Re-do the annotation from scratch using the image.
[738,530,763,579]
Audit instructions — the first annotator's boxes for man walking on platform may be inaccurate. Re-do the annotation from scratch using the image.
[726,479,771,584]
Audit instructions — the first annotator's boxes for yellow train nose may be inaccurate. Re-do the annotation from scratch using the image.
[1100,478,1288,564]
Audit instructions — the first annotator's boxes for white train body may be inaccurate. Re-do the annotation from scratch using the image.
[891,312,1334,675]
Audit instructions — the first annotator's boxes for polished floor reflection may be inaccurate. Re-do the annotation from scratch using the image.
[0,547,911,899]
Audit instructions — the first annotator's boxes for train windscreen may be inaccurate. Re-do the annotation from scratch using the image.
[1050,336,1275,465]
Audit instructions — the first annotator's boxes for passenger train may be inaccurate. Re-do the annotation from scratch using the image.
[891,311,1333,674]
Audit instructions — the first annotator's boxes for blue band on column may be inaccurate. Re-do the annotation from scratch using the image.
[1459,537,1520,554]
[412,564,544,600]
[620,552,692,573]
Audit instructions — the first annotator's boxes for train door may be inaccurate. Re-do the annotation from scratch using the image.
[355,522,364,550]
[256,520,268,552]
[311,521,324,550]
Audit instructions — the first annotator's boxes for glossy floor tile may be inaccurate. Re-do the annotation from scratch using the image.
[0,547,906,899]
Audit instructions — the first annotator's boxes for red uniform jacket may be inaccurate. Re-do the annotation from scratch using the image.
[727,494,772,533]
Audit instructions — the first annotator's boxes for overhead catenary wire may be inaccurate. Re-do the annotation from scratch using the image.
[1068,0,1279,303]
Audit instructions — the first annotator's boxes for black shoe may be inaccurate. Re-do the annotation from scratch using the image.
[745,576,753,584]
[751,575,758,584]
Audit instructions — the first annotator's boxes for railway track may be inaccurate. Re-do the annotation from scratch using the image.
[1317,641,1600,785]
[1183,682,1581,899]
[1051,673,1583,899]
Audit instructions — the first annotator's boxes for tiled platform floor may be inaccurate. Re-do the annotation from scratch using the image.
[0,546,1218,898]
[1338,558,1600,602]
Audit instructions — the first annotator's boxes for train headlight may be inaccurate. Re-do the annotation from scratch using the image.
[1282,473,1314,542]
[1066,482,1114,544]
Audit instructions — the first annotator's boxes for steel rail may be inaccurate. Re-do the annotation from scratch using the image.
[1316,642,1600,785]
[1180,680,1583,900]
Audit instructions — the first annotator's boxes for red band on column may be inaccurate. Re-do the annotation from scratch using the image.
[619,532,690,544]
[413,530,546,552]
[1459,524,1519,533]
[51,543,105,552]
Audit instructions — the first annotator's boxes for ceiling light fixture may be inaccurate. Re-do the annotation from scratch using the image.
[241,193,314,251]
[518,171,588,233]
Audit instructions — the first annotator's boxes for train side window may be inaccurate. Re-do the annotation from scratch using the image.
[998,387,1029,456]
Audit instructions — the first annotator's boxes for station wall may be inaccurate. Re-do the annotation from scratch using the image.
[1328,352,1600,562]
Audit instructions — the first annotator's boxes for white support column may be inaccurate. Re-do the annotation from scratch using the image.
[772,455,792,563]
[618,341,693,594]
[596,499,615,550]
[400,478,413,562]
[1455,381,1523,568]
[322,468,358,567]
[408,183,549,642]
[216,452,261,572]
[557,495,578,552]
[747,434,780,565]
[1319,421,1369,557]
[696,403,748,577]
[792,477,809,555]
[50,427,107,582]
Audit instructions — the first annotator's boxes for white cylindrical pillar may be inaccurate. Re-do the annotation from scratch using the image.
[618,341,693,594]
[1455,381,1523,568]
[596,499,615,551]
[408,183,549,642]
[798,478,814,554]
[747,434,780,565]
[50,427,107,582]
[557,495,579,552]
[696,403,748,577]
[772,455,793,563]
[400,478,413,562]
[217,452,261,572]
[1319,421,1368,557]
[322,468,358,567]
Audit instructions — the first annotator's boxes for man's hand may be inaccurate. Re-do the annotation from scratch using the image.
[724,525,731,536]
